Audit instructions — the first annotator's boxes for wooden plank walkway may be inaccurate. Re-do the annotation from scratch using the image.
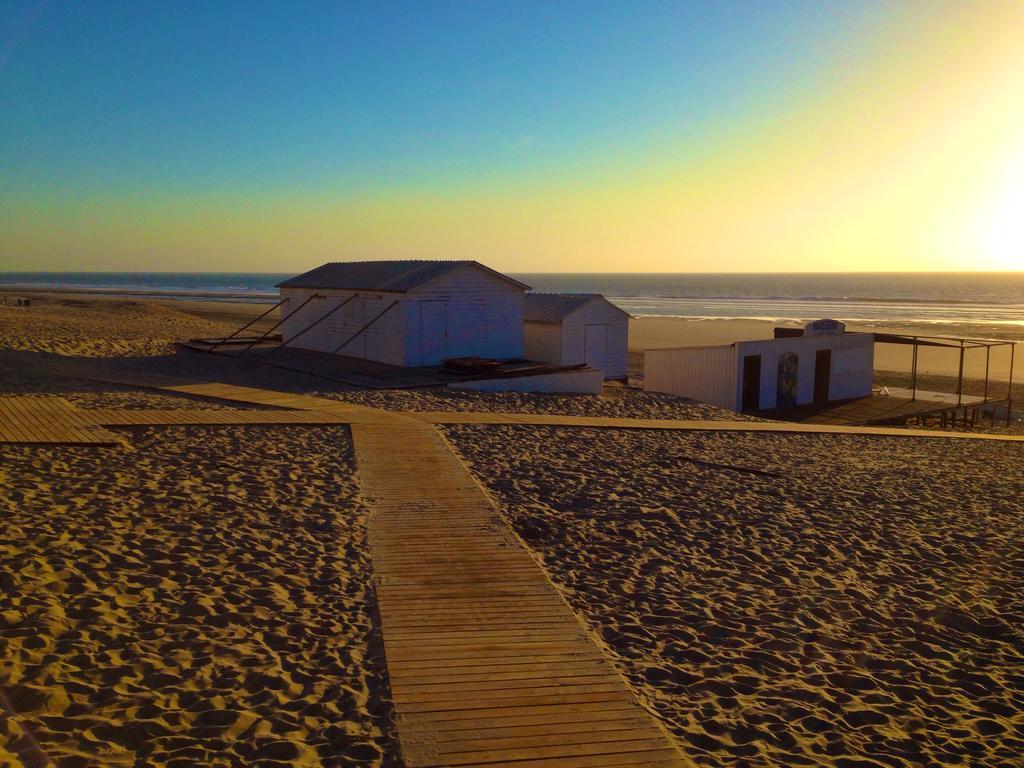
[88,408,355,426]
[37,366,1024,441]
[0,397,121,445]
[352,418,687,767]
[409,411,1024,441]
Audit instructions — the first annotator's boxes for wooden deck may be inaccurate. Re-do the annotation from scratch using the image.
[799,389,996,426]
[0,397,121,445]
[353,418,686,767]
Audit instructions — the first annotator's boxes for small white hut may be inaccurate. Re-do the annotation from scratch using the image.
[523,293,631,380]
[277,260,529,367]
[644,319,874,412]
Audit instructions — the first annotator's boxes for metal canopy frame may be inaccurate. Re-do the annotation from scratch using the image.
[874,333,1016,409]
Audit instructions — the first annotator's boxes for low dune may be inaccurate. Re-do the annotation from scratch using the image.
[0,298,237,358]
[447,425,1024,767]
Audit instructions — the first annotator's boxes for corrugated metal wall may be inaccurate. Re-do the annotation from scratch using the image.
[736,333,874,408]
[524,321,564,364]
[559,302,629,380]
[643,345,738,410]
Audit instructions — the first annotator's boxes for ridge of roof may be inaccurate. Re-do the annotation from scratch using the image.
[277,260,530,292]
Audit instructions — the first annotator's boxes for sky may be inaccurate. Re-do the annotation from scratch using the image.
[1,1,1023,273]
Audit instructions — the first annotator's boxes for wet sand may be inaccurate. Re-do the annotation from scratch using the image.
[448,425,1024,767]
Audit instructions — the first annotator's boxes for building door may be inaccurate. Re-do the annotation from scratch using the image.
[584,324,609,375]
[418,301,448,365]
[776,352,799,408]
[814,349,832,404]
[741,355,762,411]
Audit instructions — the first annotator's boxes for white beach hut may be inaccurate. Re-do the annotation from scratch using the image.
[523,293,631,381]
[277,260,529,366]
[644,319,874,412]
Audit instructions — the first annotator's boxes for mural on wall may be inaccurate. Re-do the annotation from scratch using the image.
[777,352,799,407]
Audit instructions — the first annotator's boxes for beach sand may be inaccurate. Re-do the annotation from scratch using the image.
[3,295,1023,765]
[0,297,240,358]
[0,295,753,421]
[5,290,1020,380]
[0,424,400,767]
[446,425,1024,767]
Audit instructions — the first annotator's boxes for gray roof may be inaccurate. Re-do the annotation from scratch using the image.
[277,260,530,292]
[524,292,631,323]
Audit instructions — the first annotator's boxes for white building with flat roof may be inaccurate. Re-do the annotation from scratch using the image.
[644,319,874,413]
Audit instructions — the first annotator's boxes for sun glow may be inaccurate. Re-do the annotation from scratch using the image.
[971,143,1024,269]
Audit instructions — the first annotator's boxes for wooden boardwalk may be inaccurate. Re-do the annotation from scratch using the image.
[24,366,1024,440]
[353,418,686,767]
[88,408,354,426]
[409,411,1024,441]
[0,397,121,445]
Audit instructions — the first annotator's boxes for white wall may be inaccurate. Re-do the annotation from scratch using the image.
[278,287,408,366]
[407,264,525,365]
[643,345,738,410]
[736,333,874,409]
[524,321,563,364]
[559,300,629,380]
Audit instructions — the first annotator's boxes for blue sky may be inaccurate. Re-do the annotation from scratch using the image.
[1,1,875,195]
[2,1,1021,272]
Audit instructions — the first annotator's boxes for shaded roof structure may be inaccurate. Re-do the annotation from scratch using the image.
[524,292,632,323]
[277,260,530,292]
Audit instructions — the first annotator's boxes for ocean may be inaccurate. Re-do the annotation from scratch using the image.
[2,271,1022,338]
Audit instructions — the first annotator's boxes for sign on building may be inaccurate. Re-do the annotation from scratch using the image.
[804,318,845,336]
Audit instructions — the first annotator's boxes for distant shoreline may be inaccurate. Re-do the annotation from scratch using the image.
[4,280,1021,343]
[0,285,279,303]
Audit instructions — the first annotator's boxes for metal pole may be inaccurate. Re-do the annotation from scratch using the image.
[207,298,287,354]
[911,336,918,401]
[255,293,360,359]
[956,341,964,407]
[237,292,321,355]
[984,345,990,402]
[1009,342,1016,427]
[331,300,399,355]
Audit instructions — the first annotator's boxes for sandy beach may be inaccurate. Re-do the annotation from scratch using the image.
[446,424,1024,767]
[5,289,1020,385]
[1,424,400,767]
[2,296,1022,765]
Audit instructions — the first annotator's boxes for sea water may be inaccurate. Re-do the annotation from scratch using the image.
[2,271,1022,336]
